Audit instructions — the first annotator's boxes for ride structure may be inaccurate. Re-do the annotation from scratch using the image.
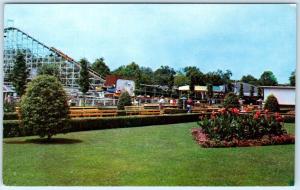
[3,27,105,90]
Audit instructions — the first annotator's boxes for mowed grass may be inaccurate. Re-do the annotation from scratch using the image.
[3,122,295,186]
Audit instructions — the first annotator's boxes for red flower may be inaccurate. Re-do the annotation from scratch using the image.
[232,108,240,115]
[276,116,283,122]
[264,109,269,114]
[253,110,261,119]
[274,112,280,117]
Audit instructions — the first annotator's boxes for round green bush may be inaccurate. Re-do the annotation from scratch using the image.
[223,92,240,109]
[117,91,132,110]
[264,94,280,112]
[20,75,70,139]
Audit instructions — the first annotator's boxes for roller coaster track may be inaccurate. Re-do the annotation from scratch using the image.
[4,27,105,89]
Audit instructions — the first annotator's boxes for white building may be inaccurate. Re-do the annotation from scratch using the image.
[261,86,295,106]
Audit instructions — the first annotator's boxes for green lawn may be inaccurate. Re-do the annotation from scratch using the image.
[3,122,295,186]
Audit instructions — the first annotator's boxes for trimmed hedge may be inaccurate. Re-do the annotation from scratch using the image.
[3,112,18,120]
[283,115,295,123]
[3,120,21,138]
[3,113,200,138]
[163,108,187,114]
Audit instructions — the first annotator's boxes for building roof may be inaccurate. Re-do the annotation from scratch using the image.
[234,82,258,96]
[260,86,295,89]
[104,75,122,87]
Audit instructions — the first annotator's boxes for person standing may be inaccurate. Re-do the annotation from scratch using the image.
[159,96,165,110]
[186,98,194,113]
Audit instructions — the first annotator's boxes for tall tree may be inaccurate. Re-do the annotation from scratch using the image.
[239,83,244,98]
[207,84,213,103]
[289,70,295,86]
[140,67,154,85]
[257,87,263,98]
[205,70,223,85]
[10,51,29,96]
[78,58,90,106]
[250,86,254,97]
[174,71,189,87]
[154,66,176,92]
[92,57,110,77]
[259,71,278,86]
[113,62,142,89]
[241,74,259,86]
[184,66,206,86]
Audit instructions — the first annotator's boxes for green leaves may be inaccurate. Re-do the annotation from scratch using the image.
[223,92,240,109]
[199,109,286,141]
[20,75,70,139]
[264,95,280,112]
[117,91,132,110]
[78,58,90,94]
[10,51,29,96]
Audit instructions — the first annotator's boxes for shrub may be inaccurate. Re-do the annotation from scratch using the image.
[3,112,18,120]
[3,120,21,137]
[3,114,200,138]
[20,75,70,139]
[37,63,60,79]
[163,108,186,114]
[198,108,286,141]
[283,115,295,123]
[223,92,240,109]
[117,91,132,110]
[264,94,280,112]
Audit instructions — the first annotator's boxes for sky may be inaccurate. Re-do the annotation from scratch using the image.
[4,4,296,84]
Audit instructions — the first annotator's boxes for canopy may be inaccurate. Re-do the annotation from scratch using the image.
[178,85,207,92]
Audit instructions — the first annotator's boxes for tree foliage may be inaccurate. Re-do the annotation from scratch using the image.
[289,70,295,86]
[10,51,29,96]
[140,67,154,85]
[257,87,263,98]
[113,62,142,88]
[78,58,90,94]
[174,72,189,87]
[117,91,132,110]
[20,75,69,139]
[259,71,278,86]
[205,69,232,86]
[153,66,176,90]
[37,63,60,80]
[207,84,213,99]
[184,66,206,96]
[250,86,255,97]
[223,92,240,109]
[239,83,244,98]
[241,75,259,85]
[264,94,280,112]
[92,57,110,77]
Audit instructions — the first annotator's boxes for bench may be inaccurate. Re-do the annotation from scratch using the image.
[124,106,143,115]
[69,109,117,118]
[69,106,98,110]
[143,104,160,110]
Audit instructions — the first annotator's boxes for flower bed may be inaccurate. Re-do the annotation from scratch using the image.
[193,108,295,148]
